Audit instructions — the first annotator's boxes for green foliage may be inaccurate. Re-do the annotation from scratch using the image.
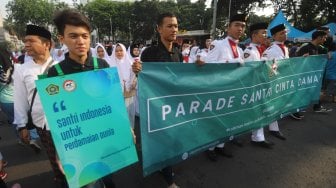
[6,0,297,44]
[271,0,336,31]
[4,0,335,44]
[5,0,55,38]
[0,41,14,51]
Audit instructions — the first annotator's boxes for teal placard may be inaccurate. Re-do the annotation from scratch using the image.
[36,67,138,187]
[139,55,327,176]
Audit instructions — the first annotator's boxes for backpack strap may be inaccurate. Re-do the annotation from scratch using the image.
[93,57,99,70]
[54,63,64,76]
[54,57,98,76]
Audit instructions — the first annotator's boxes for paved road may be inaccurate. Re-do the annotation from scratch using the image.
[1,99,336,188]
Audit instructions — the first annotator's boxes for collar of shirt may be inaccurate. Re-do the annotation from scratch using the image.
[64,52,94,69]
[28,56,53,65]
[272,41,285,45]
[250,43,261,47]
[157,40,181,62]
[227,36,239,44]
[158,40,175,54]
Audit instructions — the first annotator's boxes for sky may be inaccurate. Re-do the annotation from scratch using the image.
[0,0,274,19]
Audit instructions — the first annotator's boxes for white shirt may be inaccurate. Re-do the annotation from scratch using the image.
[243,43,262,62]
[196,48,209,62]
[188,46,199,63]
[262,41,289,60]
[205,36,244,63]
[13,56,57,130]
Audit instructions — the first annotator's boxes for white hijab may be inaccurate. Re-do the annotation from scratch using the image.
[93,43,113,67]
[110,43,135,92]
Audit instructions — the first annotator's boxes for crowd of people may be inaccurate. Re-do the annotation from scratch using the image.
[0,8,335,188]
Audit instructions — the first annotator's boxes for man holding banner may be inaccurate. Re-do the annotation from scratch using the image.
[243,22,274,149]
[262,23,288,140]
[133,12,180,188]
[296,30,332,113]
[204,14,247,161]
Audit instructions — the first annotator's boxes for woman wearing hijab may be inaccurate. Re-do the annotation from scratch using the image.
[110,43,137,129]
[127,43,141,63]
[93,43,113,67]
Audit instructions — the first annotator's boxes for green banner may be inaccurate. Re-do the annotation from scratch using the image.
[36,68,138,188]
[139,55,327,176]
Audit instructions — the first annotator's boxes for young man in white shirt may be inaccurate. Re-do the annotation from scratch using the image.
[262,23,288,140]
[204,14,247,161]
[244,22,274,149]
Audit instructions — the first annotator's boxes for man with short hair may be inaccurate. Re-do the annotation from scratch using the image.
[317,26,333,52]
[203,14,247,161]
[206,14,247,63]
[296,30,332,113]
[132,12,180,188]
[14,24,55,183]
[47,9,117,188]
[243,22,274,149]
[262,23,288,140]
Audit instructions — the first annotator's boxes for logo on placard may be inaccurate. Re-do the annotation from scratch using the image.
[46,84,59,95]
[63,80,76,92]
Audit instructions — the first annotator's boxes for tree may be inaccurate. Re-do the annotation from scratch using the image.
[131,0,161,42]
[270,0,336,31]
[84,0,117,42]
[5,0,55,39]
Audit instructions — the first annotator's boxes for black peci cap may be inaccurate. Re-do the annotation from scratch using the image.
[25,24,51,40]
[270,24,286,36]
[230,14,247,23]
[250,22,268,33]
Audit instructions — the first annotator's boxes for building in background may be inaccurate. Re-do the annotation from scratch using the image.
[0,13,23,51]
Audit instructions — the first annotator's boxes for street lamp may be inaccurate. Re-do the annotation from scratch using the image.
[129,20,131,44]
[197,14,203,30]
[109,17,113,42]
[211,0,217,38]
[228,0,232,23]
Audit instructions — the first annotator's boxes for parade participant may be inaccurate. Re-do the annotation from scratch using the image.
[0,48,15,126]
[52,44,68,62]
[1,47,41,148]
[262,23,288,140]
[181,39,190,63]
[0,152,7,180]
[296,30,332,112]
[203,14,247,161]
[206,14,246,63]
[93,43,113,66]
[132,12,180,188]
[127,43,141,116]
[325,42,336,103]
[17,50,26,64]
[110,43,137,129]
[48,9,121,188]
[194,38,211,64]
[13,24,58,184]
[127,43,141,62]
[317,26,333,52]
[188,39,199,63]
[243,22,274,149]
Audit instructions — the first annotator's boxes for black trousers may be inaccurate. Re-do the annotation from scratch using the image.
[0,179,6,188]
[134,116,175,186]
